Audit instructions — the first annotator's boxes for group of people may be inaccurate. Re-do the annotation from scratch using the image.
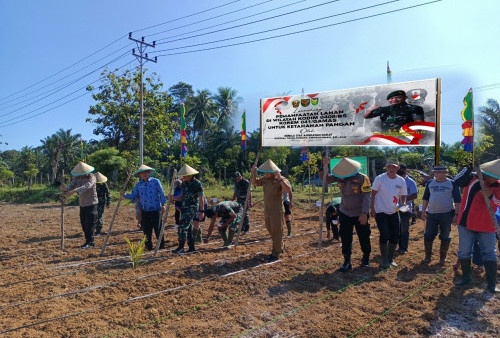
[322,155,499,293]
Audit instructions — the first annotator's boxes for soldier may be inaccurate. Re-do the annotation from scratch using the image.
[325,197,341,241]
[251,159,292,262]
[322,157,372,271]
[364,90,424,133]
[60,161,98,249]
[94,172,111,236]
[370,159,407,269]
[170,164,205,254]
[232,172,252,234]
[121,164,166,251]
[421,165,461,265]
[204,201,241,247]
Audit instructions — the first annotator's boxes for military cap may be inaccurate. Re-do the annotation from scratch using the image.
[387,90,406,100]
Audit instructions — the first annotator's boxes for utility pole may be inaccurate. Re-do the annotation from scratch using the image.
[129,32,157,166]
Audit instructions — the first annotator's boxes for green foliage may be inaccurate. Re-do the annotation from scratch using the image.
[0,166,14,185]
[124,235,147,269]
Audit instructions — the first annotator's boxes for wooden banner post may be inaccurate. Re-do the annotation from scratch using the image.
[59,170,66,251]
[318,148,329,248]
[99,169,134,257]
[154,169,177,255]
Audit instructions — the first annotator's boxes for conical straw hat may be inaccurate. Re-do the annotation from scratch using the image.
[177,164,199,176]
[480,159,500,179]
[134,164,156,177]
[257,159,281,173]
[71,161,95,176]
[332,158,361,178]
[95,172,108,183]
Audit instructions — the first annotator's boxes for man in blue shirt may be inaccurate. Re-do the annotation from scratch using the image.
[121,164,166,251]
[397,164,418,254]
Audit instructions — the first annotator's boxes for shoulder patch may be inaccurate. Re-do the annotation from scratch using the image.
[361,176,372,193]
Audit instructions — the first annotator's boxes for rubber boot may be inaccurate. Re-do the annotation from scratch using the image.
[187,240,195,252]
[286,220,292,237]
[422,240,433,264]
[339,255,352,272]
[484,261,500,293]
[361,253,370,267]
[380,242,390,269]
[388,243,398,267]
[172,239,185,254]
[195,228,203,243]
[226,231,235,247]
[220,231,229,246]
[455,259,472,287]
[439,241,450,266]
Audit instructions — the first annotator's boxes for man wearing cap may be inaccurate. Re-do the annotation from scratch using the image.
[170,164,205,254]
[421,165,461,265]
[364,90,424,133]
[396,164,418,255]
[121,165,166,251]
[232,172,252,234]
[251,159,292,262]
[325,197,341,241]
[204,201,241,247]
[453,160,500,293]
[60,161,98,249]
[94,172,111,236]
[322,157,372,271]
[370,159,407,269]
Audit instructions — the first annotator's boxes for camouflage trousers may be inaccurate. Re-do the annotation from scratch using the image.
[237,198,250,232]
[178,206,196,243]
[218,214,242,234]
[95,202,106,234]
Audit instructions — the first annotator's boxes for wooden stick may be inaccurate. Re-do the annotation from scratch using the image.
[60,170,65,251]
[99,169,134,257]
[154,169,177,255]
[318,148,329,248]
[234,151,261,249]
[476,167,500,238]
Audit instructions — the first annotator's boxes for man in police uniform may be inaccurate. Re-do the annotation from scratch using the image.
[322,157,372,271]
[232,172,252,234]
[364,90,424,133]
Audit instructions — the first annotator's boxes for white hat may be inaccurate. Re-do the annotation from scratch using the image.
[134,164,156,177]
[71,161,95,176]
[177,164,199,176]
[257,159,281,173]
[332,158,361,178]
[480,159,500,179]
[95,172,108,183]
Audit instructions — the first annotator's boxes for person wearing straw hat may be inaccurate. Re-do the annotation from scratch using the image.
[121,164,166,251]
[322,157,372,271]
[60,161,98,249]
[453,159,500,293]
[170,164,205,254]
[94,172,111,236]
[251,159,292,262]
[370,159,407,269]
[420,165,461,265]
[204,201,241,247]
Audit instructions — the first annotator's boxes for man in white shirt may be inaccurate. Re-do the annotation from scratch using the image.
[370,159,407,269]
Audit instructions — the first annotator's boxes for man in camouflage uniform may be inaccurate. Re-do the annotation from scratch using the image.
[232,172,252,234]
[364,90,424,133]
[170,164,205,254]
[204,201,241,247]
[322,157,372,272]
[94,172,111,236]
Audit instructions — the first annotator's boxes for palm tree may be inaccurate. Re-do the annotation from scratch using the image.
[187,89,217,149]
[212,87,242,131]
[40,129,81,183]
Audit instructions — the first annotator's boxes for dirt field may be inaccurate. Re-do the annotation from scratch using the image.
[0,201,498,337]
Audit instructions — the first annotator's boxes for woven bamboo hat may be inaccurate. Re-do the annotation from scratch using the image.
[95,172,108,183]
[257,159,281,173]
[70,161,95,176]
[177,164,199,176]
[332,158,361,178]
[480,159,500,179]
[385,158,399,167]
[134,164,156,177]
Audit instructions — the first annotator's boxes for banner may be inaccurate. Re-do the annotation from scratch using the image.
[260,79,439,147]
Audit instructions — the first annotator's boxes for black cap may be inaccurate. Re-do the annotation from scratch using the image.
[234,171,241,179]
[399,163,407,170]
[205,206,216,218]
[387,90,406,100]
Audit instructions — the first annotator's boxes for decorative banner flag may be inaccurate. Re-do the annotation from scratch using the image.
[241,111,246,150]
[180,103,187,157]
[461,89,473,152]
[387,61,392,83]
[301,146,309,162]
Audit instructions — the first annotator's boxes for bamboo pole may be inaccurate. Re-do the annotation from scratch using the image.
[154,169,177,255]
[99,169,134,256]
[60,170,65,251]
[318,148,329,248]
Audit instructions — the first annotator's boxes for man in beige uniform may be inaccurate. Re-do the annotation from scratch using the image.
[251,159,292,262]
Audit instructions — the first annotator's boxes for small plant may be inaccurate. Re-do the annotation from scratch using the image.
[124,235,146,268]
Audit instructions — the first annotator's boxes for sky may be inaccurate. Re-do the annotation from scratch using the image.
[0,0,499,151]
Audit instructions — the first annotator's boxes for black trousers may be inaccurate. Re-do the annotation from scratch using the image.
[80,204,97,244]
[339,211,371,257]
[141,210,164,250]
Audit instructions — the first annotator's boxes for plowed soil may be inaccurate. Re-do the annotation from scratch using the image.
[0,201,498,337]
